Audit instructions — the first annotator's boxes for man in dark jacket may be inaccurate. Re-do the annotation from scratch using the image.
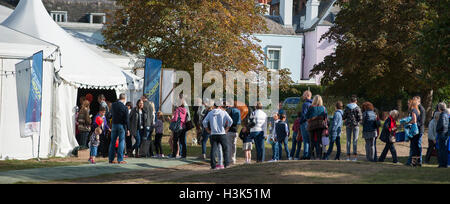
[109,93,130,164]
[141,95,155,157]
[343,95,363,161]
[436,103,449,168]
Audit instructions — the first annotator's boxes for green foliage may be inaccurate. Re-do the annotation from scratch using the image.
[103,0,268,73]
[311,0,449,113]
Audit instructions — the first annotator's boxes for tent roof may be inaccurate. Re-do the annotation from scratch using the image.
[1,0,128,88]
[64,28,132,70]
[0,25,57,59]
[0,4,12,23]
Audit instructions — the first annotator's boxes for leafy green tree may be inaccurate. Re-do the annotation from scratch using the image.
[311,0,449,119]
[413,0,450,119]
[103,0,267,73]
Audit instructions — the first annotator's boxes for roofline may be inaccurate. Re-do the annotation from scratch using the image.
[254,33,304,38]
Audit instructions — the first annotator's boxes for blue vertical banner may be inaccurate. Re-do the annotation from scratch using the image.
[143,58,162,112]
[24,51,43,137]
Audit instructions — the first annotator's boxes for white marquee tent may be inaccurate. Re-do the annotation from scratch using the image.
[0,0,140,160]
[0,25,59,160]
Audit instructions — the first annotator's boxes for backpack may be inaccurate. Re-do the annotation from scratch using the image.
[345,106,361,127]
[247,111,256,129]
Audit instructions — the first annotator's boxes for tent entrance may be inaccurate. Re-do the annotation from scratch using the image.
[76,88,117,116]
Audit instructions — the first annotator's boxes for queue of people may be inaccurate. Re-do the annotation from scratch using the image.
[76,91,450,169]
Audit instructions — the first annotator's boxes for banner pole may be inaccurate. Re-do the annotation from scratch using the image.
[37,51,43,162]
[36,51,43,162]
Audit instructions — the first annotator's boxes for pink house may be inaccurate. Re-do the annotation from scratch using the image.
[267,0,339,85]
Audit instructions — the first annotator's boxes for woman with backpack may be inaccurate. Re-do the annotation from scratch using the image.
[379,110,400,163]
[362,102,381,162]
[343,95,363,161]
[305,95,328,160]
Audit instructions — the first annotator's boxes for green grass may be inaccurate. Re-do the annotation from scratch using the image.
[0,158,85,172]
[161,159,450,184]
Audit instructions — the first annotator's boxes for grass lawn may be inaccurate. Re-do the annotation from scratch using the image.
[0,157,102,172]
[2,123,448,184]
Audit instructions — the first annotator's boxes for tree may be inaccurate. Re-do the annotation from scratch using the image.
[413,0,450,120]
[311,0,449,117]
[102,0,267,74]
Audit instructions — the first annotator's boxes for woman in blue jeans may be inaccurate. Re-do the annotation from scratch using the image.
[249,102,267,163]
[129,100,146,157]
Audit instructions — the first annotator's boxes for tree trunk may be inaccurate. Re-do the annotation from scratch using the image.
[422,89,434,127]
[397,99,403,117]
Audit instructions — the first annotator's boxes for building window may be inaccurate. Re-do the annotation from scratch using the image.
[267,48,281,70]
[88,13,106,24]
[50,11,68,23]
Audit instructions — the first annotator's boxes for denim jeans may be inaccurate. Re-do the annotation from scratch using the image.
[201,130,210,155]
[437,134,448,167]
[278,136,290,160]
[271,142,277,160]
[210,134,230,168]
[346,126,359,156]
[407,133,423,165]
[132,129,143,153]
[109,124,126,162]
[290,131,302,159]
[272,141,279,160]
[215,144,224,166]
[365,137,376,162]
[326,136,341,159]
[252,131,265,162]
[90,146,98,157]
[300,123,310,159]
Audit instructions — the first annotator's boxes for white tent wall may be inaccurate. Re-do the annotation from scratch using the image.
[51,82,78,157]
[0,57,53,160]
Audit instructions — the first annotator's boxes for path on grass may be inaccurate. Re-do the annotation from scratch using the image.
[0,157,198,184]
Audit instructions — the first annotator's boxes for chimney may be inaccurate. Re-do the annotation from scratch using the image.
[305,0,320,28]
[280,0,293,27]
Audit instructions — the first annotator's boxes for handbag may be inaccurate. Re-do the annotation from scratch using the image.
[307,106,327,132]
[307,116,327,132]
[169,111,183,133]
[185,120,194,131]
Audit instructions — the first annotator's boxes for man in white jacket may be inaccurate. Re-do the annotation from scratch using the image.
[203,100,233,169]
[249,102,268,163]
